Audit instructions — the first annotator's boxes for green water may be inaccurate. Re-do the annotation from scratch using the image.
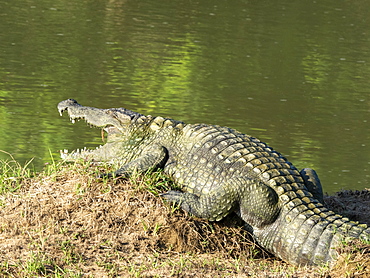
[1,0,370,193]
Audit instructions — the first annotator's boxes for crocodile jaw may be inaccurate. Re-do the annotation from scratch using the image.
[58,99,126,163]
[57,99,127,130]
[59,143,119,164]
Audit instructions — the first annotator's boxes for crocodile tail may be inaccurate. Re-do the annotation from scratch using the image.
[254,198,370,266]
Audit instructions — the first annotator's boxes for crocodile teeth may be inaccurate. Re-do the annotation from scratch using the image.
[60,149,69,159]
[59,145,104,160]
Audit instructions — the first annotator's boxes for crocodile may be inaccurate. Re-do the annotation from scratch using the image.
[57,99,370,266]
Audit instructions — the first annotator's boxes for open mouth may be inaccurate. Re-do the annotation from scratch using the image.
[58,100,115,161]
[58,120,121,162]
[57,99,138,164]
[59,121,107,161]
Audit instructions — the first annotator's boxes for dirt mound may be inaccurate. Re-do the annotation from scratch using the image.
[0,164,369,277]
[324,189,370,225]
[0,165,263,277]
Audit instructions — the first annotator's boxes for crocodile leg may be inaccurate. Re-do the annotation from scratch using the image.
[112,145,168,177]
[162,177,280,225]
[300,168,324,203]
[161,186,238,221]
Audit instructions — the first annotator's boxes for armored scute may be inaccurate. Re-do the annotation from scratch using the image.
[58,99,370,266]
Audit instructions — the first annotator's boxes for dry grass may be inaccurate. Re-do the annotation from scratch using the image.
[0,161,369,277]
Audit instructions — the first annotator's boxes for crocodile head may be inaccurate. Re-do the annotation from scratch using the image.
[57,99,145,164]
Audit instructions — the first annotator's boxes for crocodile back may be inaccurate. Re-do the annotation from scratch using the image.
[164,123,306,197]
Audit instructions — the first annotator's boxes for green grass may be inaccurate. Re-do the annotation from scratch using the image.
[0,151,34,195]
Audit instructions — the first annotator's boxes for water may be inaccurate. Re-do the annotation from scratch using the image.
[1,0,370,193]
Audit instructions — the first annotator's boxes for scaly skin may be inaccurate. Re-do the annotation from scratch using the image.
[58,99,370,266]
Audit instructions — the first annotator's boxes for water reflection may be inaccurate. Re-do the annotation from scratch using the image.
[0,0,370,193]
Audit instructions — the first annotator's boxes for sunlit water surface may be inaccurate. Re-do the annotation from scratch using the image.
[1,0,370,193]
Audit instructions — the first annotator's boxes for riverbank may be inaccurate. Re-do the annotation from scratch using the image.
[0,159,369,277]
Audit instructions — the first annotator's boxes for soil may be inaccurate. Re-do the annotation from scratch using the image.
[0,164,369,277]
